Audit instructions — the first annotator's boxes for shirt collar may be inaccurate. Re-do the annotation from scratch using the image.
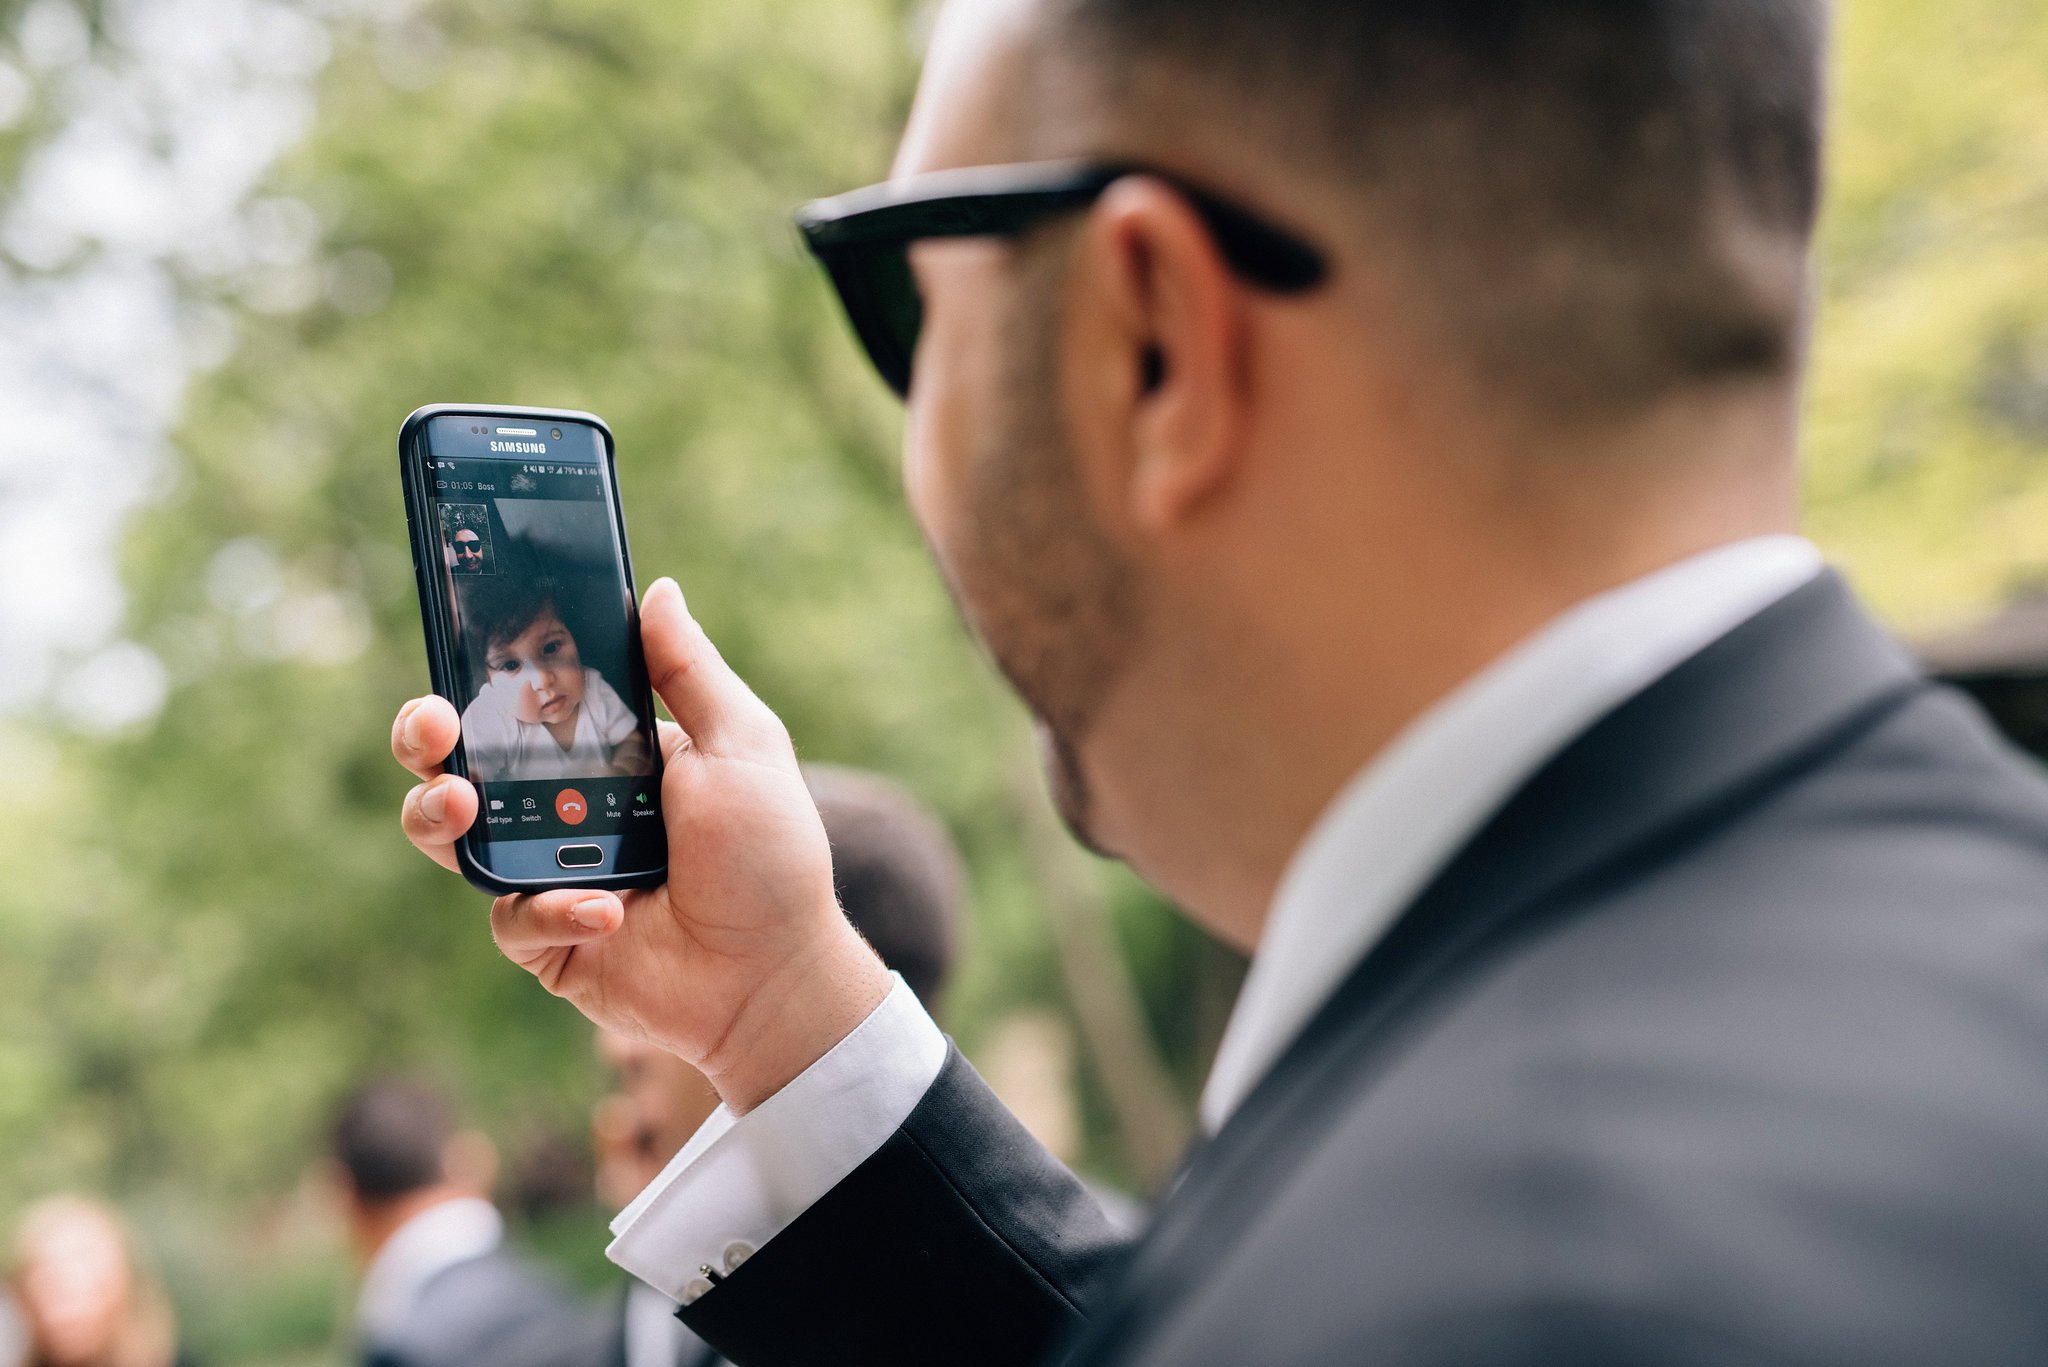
[1199,535,1825,1132]
[357,1196,504,1343]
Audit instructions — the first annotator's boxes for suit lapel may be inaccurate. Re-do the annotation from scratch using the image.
[1060,572,1926,1365]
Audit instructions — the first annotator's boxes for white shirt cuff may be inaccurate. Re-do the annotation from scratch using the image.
[605,973,948,1303]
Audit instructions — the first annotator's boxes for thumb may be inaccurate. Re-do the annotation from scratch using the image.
[641,577,779,756]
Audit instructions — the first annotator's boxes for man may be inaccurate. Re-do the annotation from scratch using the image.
[391,0,2048,1362]
[448,526,488,575]
[582,766,966,1367]
[331,1079,584,1367]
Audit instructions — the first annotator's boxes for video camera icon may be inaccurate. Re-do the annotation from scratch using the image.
[554,788,589,825]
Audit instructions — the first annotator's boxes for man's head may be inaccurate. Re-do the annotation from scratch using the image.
[449,527,486,573]
[875,0,1820,937]
[593,766,966,1205]
[329,1078,495,1262]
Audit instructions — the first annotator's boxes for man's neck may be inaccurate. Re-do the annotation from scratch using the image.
[352,1185,476,1268]
[1090,398,1802,950]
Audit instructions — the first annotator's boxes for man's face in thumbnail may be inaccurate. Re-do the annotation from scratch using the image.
[484,604,587,726]
[451,528,486,573]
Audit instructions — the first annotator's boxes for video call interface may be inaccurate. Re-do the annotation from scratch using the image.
[426,426,660,846]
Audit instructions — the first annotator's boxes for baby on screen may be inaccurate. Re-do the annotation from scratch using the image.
[459,580,652,784]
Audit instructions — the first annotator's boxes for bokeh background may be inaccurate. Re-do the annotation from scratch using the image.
[1,0,2044,1362]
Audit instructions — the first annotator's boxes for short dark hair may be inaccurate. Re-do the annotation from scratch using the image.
[806,766,965,1015]
[461,575,563,657]
[331,1078,455,1203]
[1056,0,1826,418]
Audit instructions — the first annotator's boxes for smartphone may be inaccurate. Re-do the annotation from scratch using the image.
[398,403,667,894]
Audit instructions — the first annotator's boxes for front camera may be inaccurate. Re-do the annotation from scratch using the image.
[550,427,563,440]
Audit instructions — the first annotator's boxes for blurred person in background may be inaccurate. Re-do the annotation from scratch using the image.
[391,0,2048,1362]
[4,1198,185,1367]
[1,1287,20,1367]
[330,1079,582,1367]
[580,764,967,1367]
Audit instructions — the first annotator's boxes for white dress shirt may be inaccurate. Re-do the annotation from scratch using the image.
[610,972,947,1301]
[357,1196,505,1344]
[609,535,1824,1300]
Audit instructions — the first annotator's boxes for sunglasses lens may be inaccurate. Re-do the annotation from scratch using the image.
[830,243,922,398]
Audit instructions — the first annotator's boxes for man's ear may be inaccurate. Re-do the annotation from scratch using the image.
[1073,176,1247,534]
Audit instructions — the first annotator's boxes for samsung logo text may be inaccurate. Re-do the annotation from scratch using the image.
[491,440,547,454]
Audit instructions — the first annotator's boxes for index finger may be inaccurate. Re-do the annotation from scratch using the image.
[392,694,461,781]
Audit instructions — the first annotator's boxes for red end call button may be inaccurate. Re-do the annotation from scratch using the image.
[555,788,590,825]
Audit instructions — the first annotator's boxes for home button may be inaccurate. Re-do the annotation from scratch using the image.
[556,844,605,869]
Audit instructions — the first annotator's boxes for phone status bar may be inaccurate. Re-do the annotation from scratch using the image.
[429,457,604,503]
[430,459,598,478]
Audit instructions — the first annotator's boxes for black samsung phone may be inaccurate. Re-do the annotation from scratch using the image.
[398,404,667,895]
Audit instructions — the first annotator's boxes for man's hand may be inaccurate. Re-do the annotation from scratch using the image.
[392,577,892,1113]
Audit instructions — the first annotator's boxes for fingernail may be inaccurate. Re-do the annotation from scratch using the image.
[571,898,614,931]
[401,705,425,753]
[419,783,447,823]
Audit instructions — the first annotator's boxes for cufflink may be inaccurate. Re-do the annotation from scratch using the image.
[679,1238,758,1306]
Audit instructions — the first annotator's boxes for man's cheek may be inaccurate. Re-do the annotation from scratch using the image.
[905,380,974,568]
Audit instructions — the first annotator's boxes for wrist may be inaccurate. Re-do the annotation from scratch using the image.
[701,921,894,1114]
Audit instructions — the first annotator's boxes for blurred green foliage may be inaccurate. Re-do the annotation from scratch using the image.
[1807,0,2048,622]
[1,0,2045,1362]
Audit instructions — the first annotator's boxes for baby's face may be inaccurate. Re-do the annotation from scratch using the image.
[485,606,586,725]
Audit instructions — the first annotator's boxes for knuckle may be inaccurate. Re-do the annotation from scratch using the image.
[745,706,791,751]
[488,896,526,937]
[649,649,699,701]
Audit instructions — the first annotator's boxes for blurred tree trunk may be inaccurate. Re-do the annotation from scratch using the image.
[1008,752,1191,1190]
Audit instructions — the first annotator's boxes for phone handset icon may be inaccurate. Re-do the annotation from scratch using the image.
[555,789,590,825]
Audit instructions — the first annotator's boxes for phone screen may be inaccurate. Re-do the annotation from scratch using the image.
[415,413,664,884]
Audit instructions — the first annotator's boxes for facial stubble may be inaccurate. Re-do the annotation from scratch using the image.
[933,231,1143,854]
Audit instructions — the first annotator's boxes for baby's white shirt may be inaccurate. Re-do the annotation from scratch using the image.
[462,666,639,783]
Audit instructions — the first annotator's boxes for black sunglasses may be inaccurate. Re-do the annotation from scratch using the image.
[796,160,1330,399]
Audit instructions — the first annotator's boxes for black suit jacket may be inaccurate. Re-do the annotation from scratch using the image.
[678,574,2048,1366]
[582,1283,725,1367]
